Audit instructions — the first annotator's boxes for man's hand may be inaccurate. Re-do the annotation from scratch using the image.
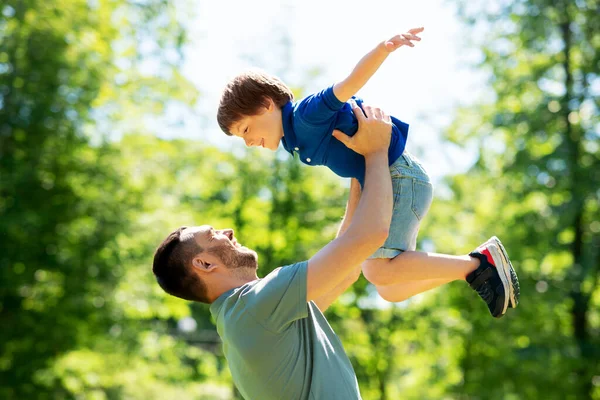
[332,101,392,156]
[382,27,424,52]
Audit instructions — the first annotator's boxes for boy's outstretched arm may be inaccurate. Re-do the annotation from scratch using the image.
[333,27,424,103]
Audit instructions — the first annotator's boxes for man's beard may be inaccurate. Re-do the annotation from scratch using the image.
[209,243,258,272]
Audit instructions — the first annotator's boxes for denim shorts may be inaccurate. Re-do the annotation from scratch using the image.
[369,152,434,259]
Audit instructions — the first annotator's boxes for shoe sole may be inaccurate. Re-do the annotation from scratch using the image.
[486,242,511,316]
[491,236,519,309]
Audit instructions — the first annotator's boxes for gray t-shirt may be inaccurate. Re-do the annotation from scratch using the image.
[209,261,362,400]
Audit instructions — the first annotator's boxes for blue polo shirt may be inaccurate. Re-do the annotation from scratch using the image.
[280,85,409,186]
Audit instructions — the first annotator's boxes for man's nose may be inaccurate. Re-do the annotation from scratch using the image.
[223,229,234,239]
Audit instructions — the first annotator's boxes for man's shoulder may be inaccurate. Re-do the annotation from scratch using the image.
[216,261,310,336]
[214,262,307,310]
[256,261,308,288]
[215,262,308,310]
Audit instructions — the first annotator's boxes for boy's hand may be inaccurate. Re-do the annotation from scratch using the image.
[332,101,392,156]
[382,27,424,52]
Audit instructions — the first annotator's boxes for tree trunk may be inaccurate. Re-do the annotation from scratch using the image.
[560,3,593,398]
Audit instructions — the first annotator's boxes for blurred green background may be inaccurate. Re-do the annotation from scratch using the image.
[0,0,598,399]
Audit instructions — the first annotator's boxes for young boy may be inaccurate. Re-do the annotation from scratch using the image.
[217,28,520,318]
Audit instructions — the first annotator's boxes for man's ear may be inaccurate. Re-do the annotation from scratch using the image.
[192,255,218,273]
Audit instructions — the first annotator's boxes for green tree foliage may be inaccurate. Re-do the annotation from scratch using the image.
[419,0,599,398]
[4,0,597,398]
[0,0,196,398]
[0,1,126,397]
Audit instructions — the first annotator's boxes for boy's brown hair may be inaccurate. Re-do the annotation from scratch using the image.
[217,70,294,135]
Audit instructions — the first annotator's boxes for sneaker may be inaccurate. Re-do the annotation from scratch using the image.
[466,239,512,318]
[489,236,520,308]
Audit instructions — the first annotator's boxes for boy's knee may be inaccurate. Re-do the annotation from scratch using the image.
[362,259,389,286]
[375,286,400,303]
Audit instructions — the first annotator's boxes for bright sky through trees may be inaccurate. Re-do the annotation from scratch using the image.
[169,0,489,182]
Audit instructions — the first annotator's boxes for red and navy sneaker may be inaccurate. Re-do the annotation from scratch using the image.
[490,236,520,308]
[466,238,513,318]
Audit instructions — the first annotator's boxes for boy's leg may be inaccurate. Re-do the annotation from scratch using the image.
[363,251,479,286]
[365,238,519,318]
[374,278,454,303]
[365,154,520,316]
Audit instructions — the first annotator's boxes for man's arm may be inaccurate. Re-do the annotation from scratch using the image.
[313,179,362,312]
[333,27,424,103]
[307,104,393,302]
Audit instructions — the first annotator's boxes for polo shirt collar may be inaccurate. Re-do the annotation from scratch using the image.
[209,287,236,317]
[280,101,296,155]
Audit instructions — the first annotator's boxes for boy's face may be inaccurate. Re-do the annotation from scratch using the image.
[230,99,283,151]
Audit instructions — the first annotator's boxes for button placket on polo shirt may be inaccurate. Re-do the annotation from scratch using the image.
[293,146,311,163]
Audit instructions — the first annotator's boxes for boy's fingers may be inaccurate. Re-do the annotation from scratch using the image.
[402,33,421,41]
[408,27,424,34]
[392,38,412,47]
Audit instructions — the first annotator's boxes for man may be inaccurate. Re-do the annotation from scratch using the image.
[153,101,393,399]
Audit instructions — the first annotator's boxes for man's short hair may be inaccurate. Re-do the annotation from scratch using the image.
[153,227,209,303]
[217,70,294,135]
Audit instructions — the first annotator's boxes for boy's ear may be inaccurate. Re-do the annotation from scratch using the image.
[265,97,275,112]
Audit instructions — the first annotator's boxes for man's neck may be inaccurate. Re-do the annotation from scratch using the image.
[209,271,258,303]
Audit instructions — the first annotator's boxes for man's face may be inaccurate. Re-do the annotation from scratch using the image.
[230,101,283,151]
[182,225,258,271]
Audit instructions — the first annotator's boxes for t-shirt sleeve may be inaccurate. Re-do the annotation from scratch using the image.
[295,85,346,126]
[241,261,308,333]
